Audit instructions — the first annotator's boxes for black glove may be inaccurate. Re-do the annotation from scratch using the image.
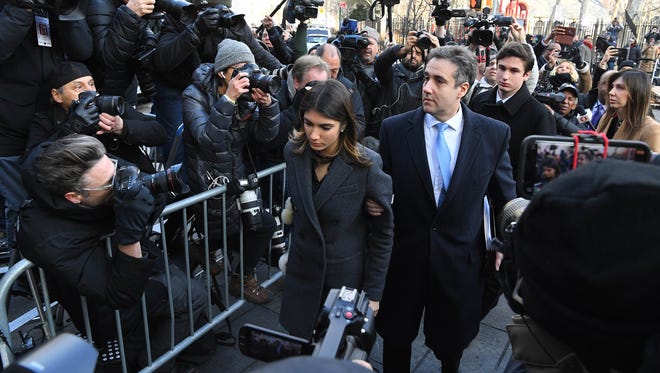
[571,51,585,69]
[193,8,220,36]
[62,91,99,136]
[113,165,155,245]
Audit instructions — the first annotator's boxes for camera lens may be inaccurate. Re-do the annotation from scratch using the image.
[94,95,125,116]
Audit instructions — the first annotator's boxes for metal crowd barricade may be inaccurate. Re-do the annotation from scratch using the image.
[0,162,287,372]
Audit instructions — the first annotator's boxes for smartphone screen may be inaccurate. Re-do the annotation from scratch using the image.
[518,136,651,198]
[238,324,312,362]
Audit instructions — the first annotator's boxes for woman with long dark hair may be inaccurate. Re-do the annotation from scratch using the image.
[279,80,393,339]
[596,69,660,151]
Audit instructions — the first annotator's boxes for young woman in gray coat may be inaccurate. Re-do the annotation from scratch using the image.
[279,80,394,339]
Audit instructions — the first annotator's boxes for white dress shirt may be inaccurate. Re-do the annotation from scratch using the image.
[424,106,464,203]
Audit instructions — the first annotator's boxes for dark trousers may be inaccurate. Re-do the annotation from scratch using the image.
[383,340,462,373]
[210,212,276,272]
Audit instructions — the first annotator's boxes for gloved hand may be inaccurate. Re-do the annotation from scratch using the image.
[62,91,99,136]
[571,50,585,69]
[113,165,155,245]
[193,7,220,37]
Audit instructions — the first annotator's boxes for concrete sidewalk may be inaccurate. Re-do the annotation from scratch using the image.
[198,273,514,373]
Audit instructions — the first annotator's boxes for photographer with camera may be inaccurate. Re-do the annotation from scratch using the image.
[542,83,592,135]
[0,0,92,254]
[259,15,306,65]
[27,61,166,173]
[182,39,280,304]
[153,1,283,166]
[17,135,214,372]
[539,51,592,94]
[373,30,438,131]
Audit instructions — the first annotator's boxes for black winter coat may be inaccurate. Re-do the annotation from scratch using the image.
[17,143,160,341]
[374,45,425,126]
[0,2,93,156]
[27,104,166,173]
[182,63,280,236]
[470,86,556,180]
[86,0,144,97]
[154,14,283,92]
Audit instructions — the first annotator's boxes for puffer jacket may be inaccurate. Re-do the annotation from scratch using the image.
[182,63,280,236]
[86,0,143,96]
[154,13,283,92]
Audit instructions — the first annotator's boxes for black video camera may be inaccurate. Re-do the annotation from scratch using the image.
[284,0,324,24]
[231,63,281,100]
[238,287,376,361]
[117,163,189,197]
[465,11,513,47]
[431,0,467,26]
[558,47,578,59]
[532,81,565,106]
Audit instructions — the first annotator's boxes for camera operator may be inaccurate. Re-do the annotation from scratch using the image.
[539,51,592,94]
[153,1,283,165]
[27,61,166,173]
[542,83,591,135]
[373,30,438,132]
[17,135,214,372]
[505,159,660,372]
[259,15,306,64]
[182,39,279,304]
[0,0,92,251]
[352,26,382,139]
[86,0,157,103]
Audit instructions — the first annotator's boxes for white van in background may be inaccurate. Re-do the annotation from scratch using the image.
[306,27,331,53]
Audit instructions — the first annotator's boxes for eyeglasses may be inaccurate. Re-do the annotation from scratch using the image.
[81,158,117,191]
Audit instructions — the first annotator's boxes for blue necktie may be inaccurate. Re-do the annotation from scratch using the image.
[592,102,604,127]
[434,122,451,207]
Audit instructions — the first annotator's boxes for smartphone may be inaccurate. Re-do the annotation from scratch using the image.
[555,26,576,46]
[518,135,651,198]
[238,324,314,362]
[616,48,628,59]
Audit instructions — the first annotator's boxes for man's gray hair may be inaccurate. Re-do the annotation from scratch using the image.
[426,46,477,89]
[35,134,106,197]
[291,55,330,84]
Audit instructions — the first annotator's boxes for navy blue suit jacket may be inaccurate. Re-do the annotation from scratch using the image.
[376,102,516,356]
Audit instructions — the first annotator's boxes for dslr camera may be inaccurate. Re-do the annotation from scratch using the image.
[239,286,376,361]
[415,31,432,50]
[64,91,126,136]
[235,173,263,231]
[231,63,281,101]
[284,0,324,23]
[116,163,189,197]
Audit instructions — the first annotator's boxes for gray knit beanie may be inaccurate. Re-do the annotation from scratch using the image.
[214,39,255,73]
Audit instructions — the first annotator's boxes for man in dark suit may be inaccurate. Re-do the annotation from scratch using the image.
[376,46,516,373]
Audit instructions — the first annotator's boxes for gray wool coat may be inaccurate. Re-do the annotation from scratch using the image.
[279,141,393,339]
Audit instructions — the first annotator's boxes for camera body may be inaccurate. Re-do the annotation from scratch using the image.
[231,63,281,100]
[431,0,467,26]
[415,31,432,50]
[238,286,376,362]
[532,81,566,106]
[235,173,263,231]
[117,163,188,197]
[284,0,324,23]
[464,13,513,47]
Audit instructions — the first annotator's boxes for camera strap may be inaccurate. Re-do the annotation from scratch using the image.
[571,131,608,170]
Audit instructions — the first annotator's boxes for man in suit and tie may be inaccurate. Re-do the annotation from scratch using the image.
[376,46,516,373]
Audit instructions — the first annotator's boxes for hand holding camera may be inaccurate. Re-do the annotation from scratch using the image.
[251,88,272,107]
[225,71,251,102]
[113,165,156,245]
[97,113,124,135]
[570,51,585,69]
[62,91,100,136]
[193,7,220,36]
